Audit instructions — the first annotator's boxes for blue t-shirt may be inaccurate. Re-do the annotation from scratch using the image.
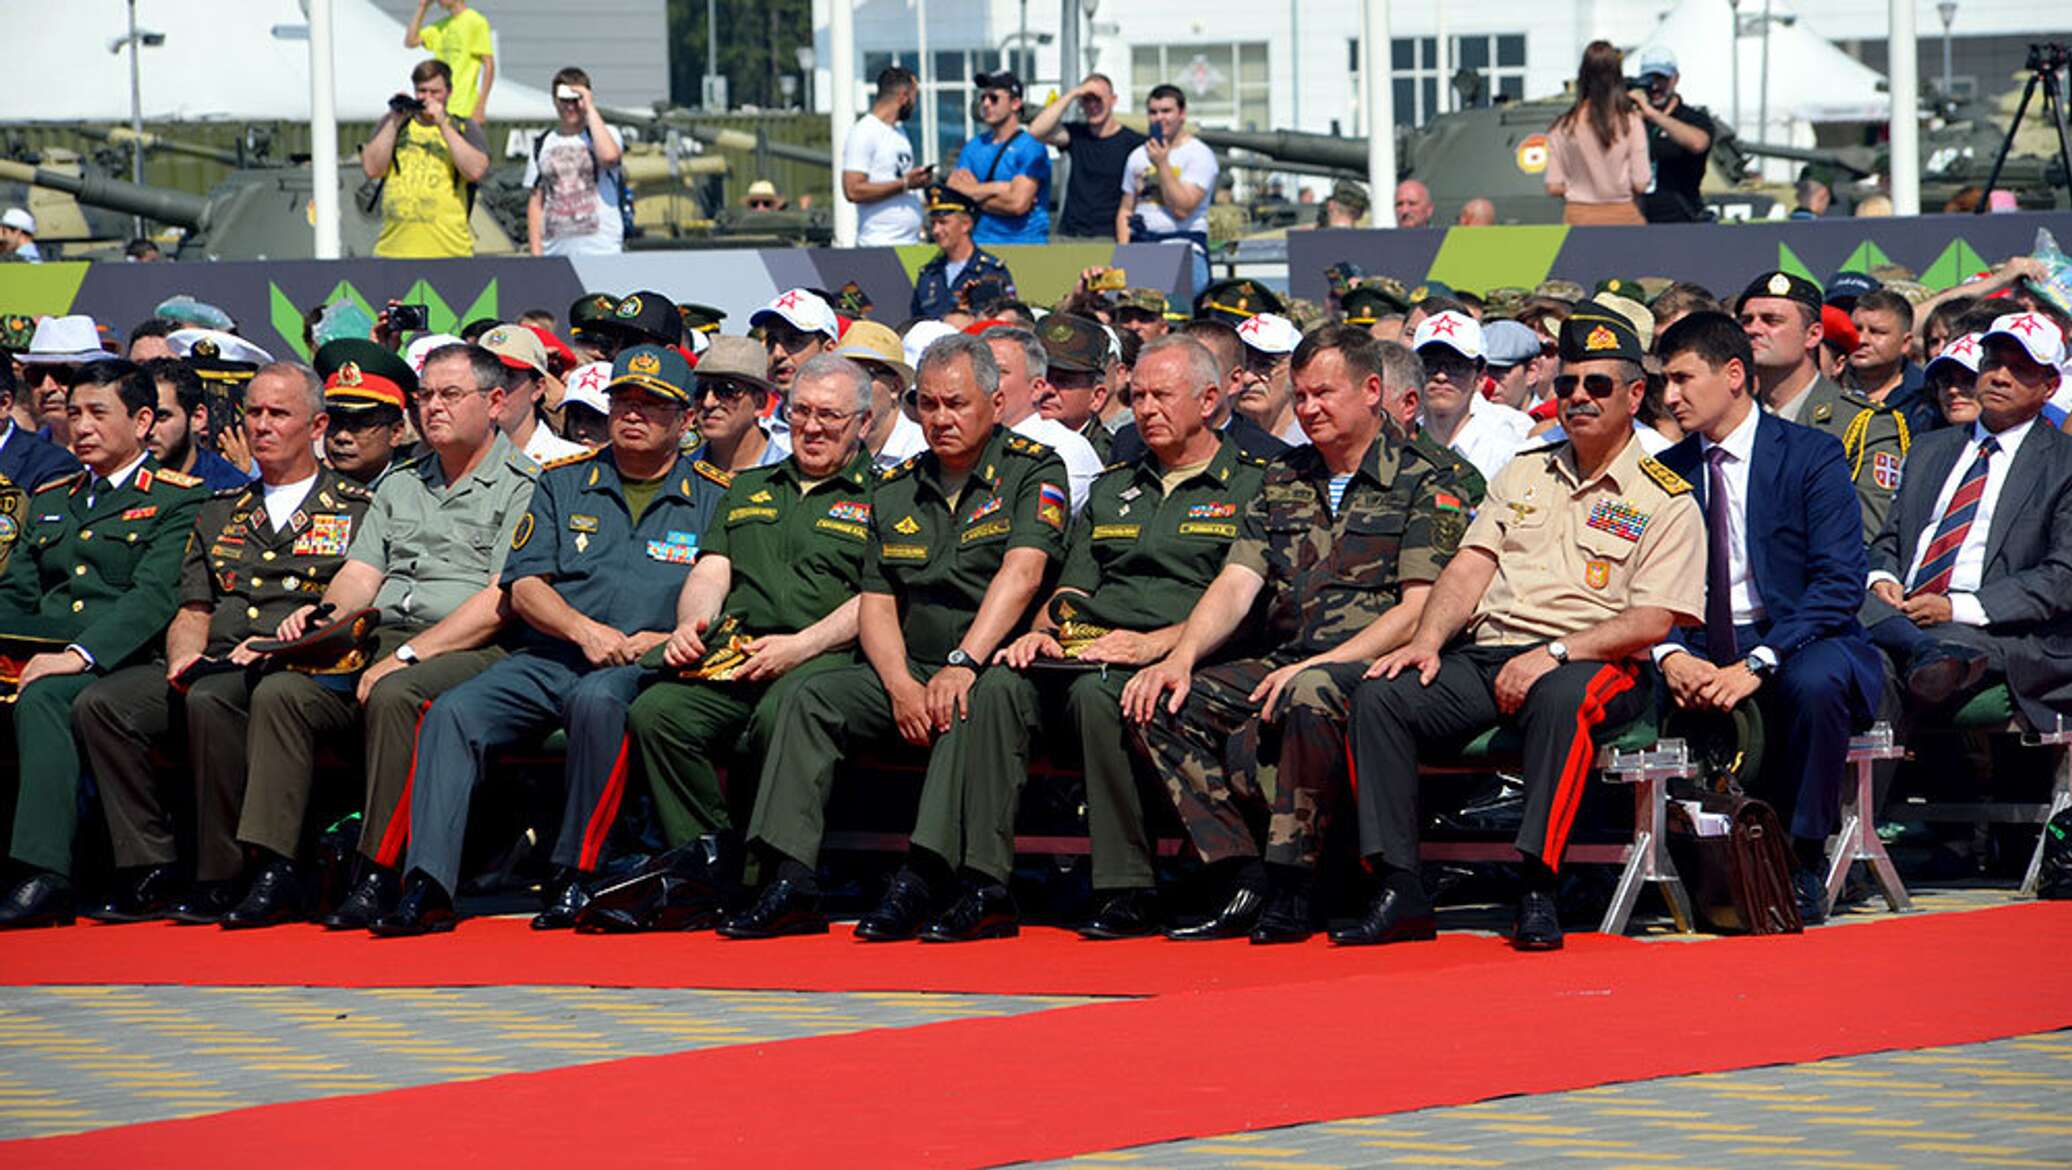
[954,129,1052,244]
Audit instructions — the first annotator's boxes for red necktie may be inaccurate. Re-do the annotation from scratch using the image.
[1909,435,1999,596]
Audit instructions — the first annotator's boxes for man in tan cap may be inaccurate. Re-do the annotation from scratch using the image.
[690,337,790,472]
[832,321,928,471]
[479,322,586,464]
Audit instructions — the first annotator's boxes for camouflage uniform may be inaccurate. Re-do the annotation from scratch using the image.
[1131,434,1469,872]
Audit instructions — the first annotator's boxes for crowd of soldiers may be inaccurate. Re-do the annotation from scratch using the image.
[0,244,2066,950]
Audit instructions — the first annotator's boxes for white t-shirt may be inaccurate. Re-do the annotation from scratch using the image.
[523,127,625,256]
[262,473,319,533]
[523,423,589,466]
[1120,137,1218,236]
[844,113,923,245]
[1010,415,1101,519]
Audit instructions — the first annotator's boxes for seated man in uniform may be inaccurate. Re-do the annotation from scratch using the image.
[719,332,1068,942]
[79,361,375,925]
[1123,325,1470,944]
[1344,310,1705,951]
[598,354,880,931]
[994,333,1267,940]
[319,342,412,486]
[231,343,538,930]
[0,360,209,929]
[369,344,721,935]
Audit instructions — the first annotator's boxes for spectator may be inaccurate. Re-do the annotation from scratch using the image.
[1790,177,1832,220]
[1854,194,1894,217]
[978,325,1103,512]
[124,238,162,262]
[404,0,494,121]
[909,186,1018,319]
[1919,296,1977,361]
[842,66,932,246]
[1545,41,1649,225]
[0,357,80,492]
[1924,333,1983,427]
[1846,289,1935,429]
[141,358,257,492]
[525,67,625,257]
[518,308,557,333]
[948,70,1052,244]
[557,362,612,449]
[1324,180,1370,227]
[0,208,40,263]
[751,288,840,396]
[1650,282,1724,332]
[1118,84,1217,296]
[1629,48,1714,224]
[1393,180,1433,228]
[743,180,784,211]
[478,324,587,464]
[363,59,491,259]
[1817,304,1856,384]
[126,318,179,362]
[1027,73,1144,241]
[1412,310,1534,483]
[1456,198,1497,226]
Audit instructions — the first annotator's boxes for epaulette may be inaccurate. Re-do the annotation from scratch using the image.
[1095,460,1136,478]
[214,485,253,502]
[333,477,373,499]
[543,448,598,472]
[153,466,204,489]
[1637,456,1693,497]
[1235,450,1271,468]
[1516,441,1566,458]
[880,455,920,482]
[35,471,84,495]
[1003,434,1053,459]
[693,459,733,488]
[508,449,543,477]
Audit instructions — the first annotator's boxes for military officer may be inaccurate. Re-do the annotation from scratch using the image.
[985,334,1268,940]
[369,345,721,935]
[1341,310,1706,952]
[1737,270,1910,543]
[0,359,209,929]
[593,354,879,932]
[910,185,1019,320]
[318,339,413,487]
[720,332,1068,942]
[233,342,538,930]
[1122,325,1469,944]
[76,362,374,926]
[1029,315,1118,463]
[567,293,624,364]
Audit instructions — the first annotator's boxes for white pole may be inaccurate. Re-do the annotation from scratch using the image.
[1889,0,1921,214]
[1728,0,1741,133]
[917,0,936,167]
[310,0,341,259]
[127,0,144,239]
[1363,0,1398,227]
[830,0,858,246]
[1432,1,1449,115]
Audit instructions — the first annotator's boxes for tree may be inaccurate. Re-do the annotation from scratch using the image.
[667,0,814,110]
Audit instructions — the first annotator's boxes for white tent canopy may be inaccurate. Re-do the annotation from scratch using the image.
[0,0,557,123]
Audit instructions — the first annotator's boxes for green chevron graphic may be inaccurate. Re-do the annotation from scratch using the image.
[1839,240,1894,273]
[1777,243,1819,286]
[1921,238,1990,290]
[267,278,500,361]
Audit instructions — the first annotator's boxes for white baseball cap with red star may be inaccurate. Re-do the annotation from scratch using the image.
[1981,312,2066,368]
[1411,310,1484,362]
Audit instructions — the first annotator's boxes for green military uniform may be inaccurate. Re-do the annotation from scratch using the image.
[1779,375,1910,545]
[746,426,1069,881]
[1132,434,1469,875]
[237,432,538,872]
[952,433,1267,894]
[0,459,209,877]
[78,468,375,882]
[0,474,23,575]
[1412,430,1489,507]
[1078,417,1114,463]
[625,447,877,846]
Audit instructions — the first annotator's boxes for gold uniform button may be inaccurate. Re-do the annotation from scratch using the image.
[79,530,92,541]
[74,564,87,576]
[71,600,84,612]
[246,606,260,621]
[128,533,138,542]
[251,577,264,589]
[262,550,277,561]
[283,577,298,591]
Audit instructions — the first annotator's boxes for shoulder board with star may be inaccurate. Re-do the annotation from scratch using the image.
[1637,456,1693,497]
[35,471,84,495]
[1003,434,1054,459]
[1515,441,1566,458]
[1096,459,1136,478]
[542,448,599,472]
[331,476,373,500]
[880,455,920,482]
[153,466,205,489]
[692,460,733,488]
[1235,449,1272,468]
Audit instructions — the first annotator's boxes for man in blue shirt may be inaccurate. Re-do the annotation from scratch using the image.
[948,70,1052,245]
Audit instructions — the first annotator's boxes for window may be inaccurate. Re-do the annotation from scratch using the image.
[1351,34,1527,128]
[863,47,1033,165]
[1128,42,1270,130]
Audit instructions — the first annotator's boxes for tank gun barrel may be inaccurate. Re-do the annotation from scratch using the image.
[75,126,244,168]
[1732,140,1877,179]
[0,158,210,229]
[1193,128,1372,173]
[647,114,833,169]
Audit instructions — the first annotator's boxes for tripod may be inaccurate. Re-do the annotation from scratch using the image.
[1977,42,2072,213]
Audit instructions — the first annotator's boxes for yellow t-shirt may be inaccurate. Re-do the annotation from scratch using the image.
[376,119,474,259]
[420,8,494,120]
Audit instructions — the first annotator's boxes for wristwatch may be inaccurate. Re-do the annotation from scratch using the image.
[394,643,421,666]
[1545,640,1570,665]
[945,648,975,669]
[1742,653,1774,678]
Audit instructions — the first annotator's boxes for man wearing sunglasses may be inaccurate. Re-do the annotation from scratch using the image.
[17,315,110,454]
[693,336,792,473]
[947,70,1052,245]
[0,353,82,493]
[1342,310,1706,952]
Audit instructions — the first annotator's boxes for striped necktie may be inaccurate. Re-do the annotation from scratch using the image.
[1909,435,1999,596]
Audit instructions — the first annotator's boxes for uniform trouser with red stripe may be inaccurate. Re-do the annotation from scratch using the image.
[1349,643,1646,873]
[400,654,644,898]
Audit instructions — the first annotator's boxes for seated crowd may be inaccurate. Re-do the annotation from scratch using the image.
[0,247,2066,951]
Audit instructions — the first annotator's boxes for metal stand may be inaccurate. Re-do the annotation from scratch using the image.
[1595,739,1697,936]
[2020,713,2072,897]
[1977,41,2072,212]
[1827,722,1912,914]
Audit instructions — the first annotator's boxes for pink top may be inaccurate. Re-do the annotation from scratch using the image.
[1545,109,1651,205]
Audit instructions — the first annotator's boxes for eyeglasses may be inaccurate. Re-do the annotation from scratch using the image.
[419,385,488,407]
[784,404,865,429]
[1552,373,1621,398]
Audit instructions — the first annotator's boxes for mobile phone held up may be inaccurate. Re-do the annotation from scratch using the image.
[556,84,580,102]
[1150,122,1165,146]
[389,304,430,333]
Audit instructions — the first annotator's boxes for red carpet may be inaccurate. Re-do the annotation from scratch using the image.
[5,903,2069,1170]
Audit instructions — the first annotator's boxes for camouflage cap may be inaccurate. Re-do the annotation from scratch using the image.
[1405,279,1457,306]
[1482,286,1529,319]
[1038,313,1109,373]
[1532,278,1587,304]
[1282,296,1331,334]
[1882,278,1934,306]
[1112,287,1169,317]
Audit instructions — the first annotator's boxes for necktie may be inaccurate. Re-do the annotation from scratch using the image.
[1704,447,1737,663]
[1909,435,1999,595]
[86,476,113,509]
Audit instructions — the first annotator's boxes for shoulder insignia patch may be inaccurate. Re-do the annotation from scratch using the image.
[36,471,84,495]
[1004,434,1053,458]
[153,467,204,489]
[880,456,919,482]
[216,486,253,502]
[543,449,597,471]
[1636,456,1693,497]
[334,478,372,499]
[693,460,734,488]
[511,512,535,551]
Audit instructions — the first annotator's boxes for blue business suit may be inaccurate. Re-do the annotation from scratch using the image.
[0,424,81,493]
[1660,409,1883,841]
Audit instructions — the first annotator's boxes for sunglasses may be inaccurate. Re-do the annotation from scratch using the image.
[696,380,757,403]
[1552,372,1621,398]
[746,198,779,210]
[30,364,80,387]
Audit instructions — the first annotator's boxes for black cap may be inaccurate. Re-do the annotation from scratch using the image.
[1736,270,1823,314]
[602,289,684,347]
[1341,286,1405,324]
[1558,301,1646,363]
[568,293,621,338]
[924,183,979,217]
[1824,270,1880,309]
[1038,313,1109,373]
[973,70,1023,99]
[1194,277,1283,326]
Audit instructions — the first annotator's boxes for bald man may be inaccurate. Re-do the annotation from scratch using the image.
[1456,198,1496,227]
[1394,180,1434,229]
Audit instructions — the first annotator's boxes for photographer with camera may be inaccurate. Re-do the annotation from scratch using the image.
[362,59,491,259]
[1628,48,1715,224]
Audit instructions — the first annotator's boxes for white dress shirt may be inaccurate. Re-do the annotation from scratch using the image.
[873,411,929,471]
[1869,416,2036,627]
[261,473,319,532]
[1704,405,1768,625]
[1438,394,1535,485]
[1010,414,1100,518]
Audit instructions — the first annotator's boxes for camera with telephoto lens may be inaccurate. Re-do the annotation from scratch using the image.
[2027,43,2069,73]
[389,94,425,116]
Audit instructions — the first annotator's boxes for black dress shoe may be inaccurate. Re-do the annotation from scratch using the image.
[322,866,398,931]
[85,865,183,924]
[1165,885,1266,941]
[1249,889,1314,945]
[716,877,827,939]
[1328,885,1437,946]
[920,881,1018,942]
[1511,889,1564,951]
[531,872,590,931]
[0,872,75,930]
[166,881,240,926]
[368,874,458,937]
[577,841,729,933]
[1905,642,1991,708]
[1793,869,1829,927]
[1078,889,1162,940]
[222,861,308,930]
[854,869,937,942]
